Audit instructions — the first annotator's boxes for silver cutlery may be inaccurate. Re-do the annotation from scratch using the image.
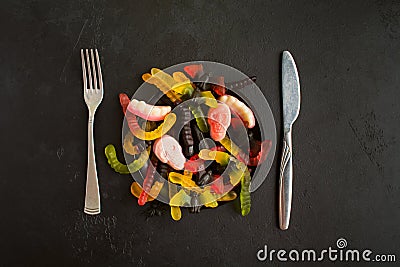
[81,49,103,215]
[279,51,301,230]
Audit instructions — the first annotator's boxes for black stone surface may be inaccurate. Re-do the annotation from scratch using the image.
[1,0,399,266]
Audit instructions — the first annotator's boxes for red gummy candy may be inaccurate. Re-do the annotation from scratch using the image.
[211,76,226,96]
[183,64,204,79]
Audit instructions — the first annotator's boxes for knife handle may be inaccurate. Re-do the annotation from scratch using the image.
[279,129,293,230]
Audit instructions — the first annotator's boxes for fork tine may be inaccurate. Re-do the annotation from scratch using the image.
[95,49,103,91]
[81,49,87,90]
[85,49,93,89]
[90,49,98,90]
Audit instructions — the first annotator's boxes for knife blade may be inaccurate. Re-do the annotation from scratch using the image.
[279,51,300,230]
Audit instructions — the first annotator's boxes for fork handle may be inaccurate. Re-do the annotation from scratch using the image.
[84,115,101,215]
[279,129,293,230]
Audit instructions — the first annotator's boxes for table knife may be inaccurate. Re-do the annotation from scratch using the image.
[279,51,301,230]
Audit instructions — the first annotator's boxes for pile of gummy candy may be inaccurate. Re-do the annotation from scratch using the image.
[105,64,272,221]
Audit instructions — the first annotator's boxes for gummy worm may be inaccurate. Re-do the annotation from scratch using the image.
[142,69,182,104]
[104,144,150,174]
[120,93,176,141]
[219,95,255,128]
[189,104,209,133]
[240,167,252,216]
[138,156,159,206]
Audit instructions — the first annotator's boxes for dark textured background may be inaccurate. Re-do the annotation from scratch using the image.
[1,0,399,266]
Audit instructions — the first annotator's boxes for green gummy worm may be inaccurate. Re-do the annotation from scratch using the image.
[240,169,251,216]
[104,144,149,174]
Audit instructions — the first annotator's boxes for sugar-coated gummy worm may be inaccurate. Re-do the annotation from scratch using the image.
[138,156,159,206]
[120,93,177,140]
[225,76,257,90]
[240,168,251,216]
[218,95,255,128]
[104,144,150,174]
[127,98,171,121]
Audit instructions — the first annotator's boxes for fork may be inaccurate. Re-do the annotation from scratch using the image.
[81,49,103,215]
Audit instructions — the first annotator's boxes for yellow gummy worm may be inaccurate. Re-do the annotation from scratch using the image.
[151,68,176,87]
[199,91,218,108]
[219,136,249,163]
[168,172,182,221]
[172,72,192,95]
[172,71,190,83]
[198,149,230,166]
[171,81,194,96]
[171,206,181,221]
[129,113,176,140]
[217,191,237,202]
[219,136,242,157]
[168,172,202,193]
[142,69,181,103]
